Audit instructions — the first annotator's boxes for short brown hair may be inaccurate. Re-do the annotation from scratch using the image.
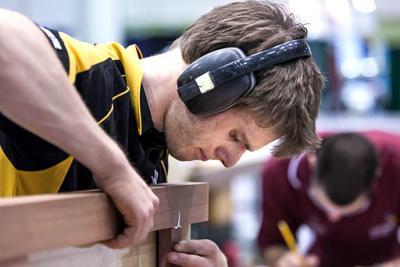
[315,133,378,205]
[172,0,324,156]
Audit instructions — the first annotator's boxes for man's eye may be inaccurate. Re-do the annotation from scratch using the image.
[230,134,240,143]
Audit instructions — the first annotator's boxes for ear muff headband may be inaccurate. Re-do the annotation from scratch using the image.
[177,39,311,116]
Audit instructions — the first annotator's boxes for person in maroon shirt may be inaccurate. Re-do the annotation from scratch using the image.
[257,130,400,267]
[164,130,400,267]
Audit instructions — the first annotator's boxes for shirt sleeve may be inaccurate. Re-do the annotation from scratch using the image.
[38,25,70,74]
[257,158,302,250]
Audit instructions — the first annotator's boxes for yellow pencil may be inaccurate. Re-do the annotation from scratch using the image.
[277,220,297,252]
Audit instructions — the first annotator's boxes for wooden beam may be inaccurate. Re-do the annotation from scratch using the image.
[0,183,208,261]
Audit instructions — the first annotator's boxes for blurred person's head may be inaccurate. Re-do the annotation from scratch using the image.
[308,133,379,222]
[161,0,323,167]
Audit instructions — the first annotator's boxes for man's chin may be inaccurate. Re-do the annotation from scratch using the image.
[169,152,190,162]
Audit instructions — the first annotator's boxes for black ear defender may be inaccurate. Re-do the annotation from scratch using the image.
[177,39,312,116]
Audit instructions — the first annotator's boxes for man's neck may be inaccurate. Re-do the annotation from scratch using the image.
[140,48,186,132]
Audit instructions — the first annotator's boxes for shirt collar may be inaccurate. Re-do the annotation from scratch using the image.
[139,86,167,150]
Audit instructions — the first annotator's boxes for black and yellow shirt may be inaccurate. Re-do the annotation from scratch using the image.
[0,26,168,196]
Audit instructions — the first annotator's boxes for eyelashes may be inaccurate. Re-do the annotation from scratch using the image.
[229,130,240,143]
[229,130,249,150]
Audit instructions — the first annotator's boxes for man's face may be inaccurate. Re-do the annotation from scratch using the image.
[308,184,371,223]
[164,100,276,167]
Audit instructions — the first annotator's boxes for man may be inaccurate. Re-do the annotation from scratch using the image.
[257,131,400,267]
[168,131,400,267]
[0,0,322,250]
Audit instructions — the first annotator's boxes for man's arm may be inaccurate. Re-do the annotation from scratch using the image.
[0,8,158,248]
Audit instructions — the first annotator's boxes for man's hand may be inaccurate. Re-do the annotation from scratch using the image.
[276,252,319,267]
[167,239,228,267]
[96,164,160,249]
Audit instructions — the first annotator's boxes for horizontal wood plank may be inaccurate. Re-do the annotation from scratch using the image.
[0,183,208,261]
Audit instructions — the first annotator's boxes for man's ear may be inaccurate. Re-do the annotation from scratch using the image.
[306,152,317,170]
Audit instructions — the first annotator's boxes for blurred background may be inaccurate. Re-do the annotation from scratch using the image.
[2,0,400,266]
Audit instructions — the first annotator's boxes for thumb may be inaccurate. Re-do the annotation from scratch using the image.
[304,254,320,266]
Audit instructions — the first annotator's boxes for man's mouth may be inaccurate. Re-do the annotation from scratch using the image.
[199,148,208,161]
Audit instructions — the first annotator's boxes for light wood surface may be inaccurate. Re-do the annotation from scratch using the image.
[0,233,157,267]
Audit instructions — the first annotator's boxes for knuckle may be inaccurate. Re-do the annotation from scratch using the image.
[138,206,149,218]
[204,239,217,249]
[143,208,153,219]
[153,196,160,207]
[148,205,155,214]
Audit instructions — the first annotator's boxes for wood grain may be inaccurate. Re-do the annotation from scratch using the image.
[0,183,208,261]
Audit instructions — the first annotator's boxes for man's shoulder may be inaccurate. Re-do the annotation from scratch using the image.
[262,155,310,193]
[360,130,400,161]
[319,130,399,147]
[361,130,400,145]
[263,155,291,168]
[262,156,291,179]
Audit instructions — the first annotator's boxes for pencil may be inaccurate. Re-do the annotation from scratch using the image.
[277,220,297,252]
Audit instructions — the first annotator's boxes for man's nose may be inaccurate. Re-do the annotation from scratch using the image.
[222,145,246,168]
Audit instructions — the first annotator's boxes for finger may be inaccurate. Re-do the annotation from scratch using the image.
[277,256,297,267]
[136,201,156,243]
[150,190,160,210]
[132,217,149,246]
[102,234,130,249]
[136,218,153,244]
[304,255,320,267]
[168,252,209,267]
[125,203,150,245]
[278,253,303,267]
[174,240,218,256]
[102,226,136,249]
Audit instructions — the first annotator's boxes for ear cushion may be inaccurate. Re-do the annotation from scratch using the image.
[177,48,256,116]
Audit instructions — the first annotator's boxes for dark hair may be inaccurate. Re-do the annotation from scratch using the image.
[315,133,378,206]
[172,0,324,156]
